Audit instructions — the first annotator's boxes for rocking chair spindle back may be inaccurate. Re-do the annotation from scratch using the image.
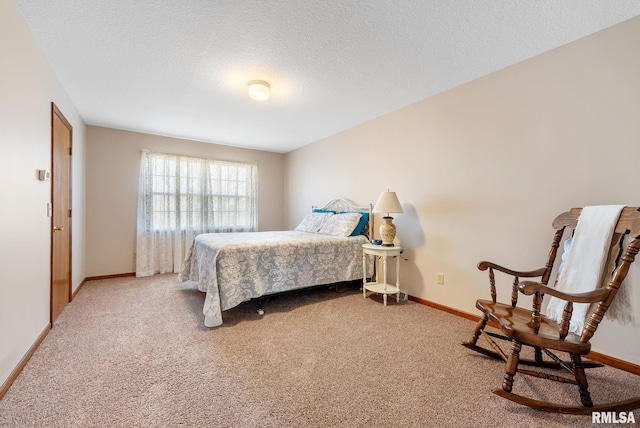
[463,206,640,414]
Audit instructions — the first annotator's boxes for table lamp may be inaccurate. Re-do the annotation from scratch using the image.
[372,191,403,246]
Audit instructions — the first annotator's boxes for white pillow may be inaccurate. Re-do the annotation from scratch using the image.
[295,212,334,233]
[318,213,362,237]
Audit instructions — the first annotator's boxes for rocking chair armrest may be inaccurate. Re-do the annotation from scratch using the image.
[477,261,547,278]
[518,281,611,304]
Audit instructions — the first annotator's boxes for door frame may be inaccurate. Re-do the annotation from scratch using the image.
[50,102,73,324]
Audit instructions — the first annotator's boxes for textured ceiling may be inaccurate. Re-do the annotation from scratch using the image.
[13,1,640,153]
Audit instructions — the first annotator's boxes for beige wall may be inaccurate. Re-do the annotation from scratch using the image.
[285,17,640,364]
[1,2,86,390]
[86,126,285,276]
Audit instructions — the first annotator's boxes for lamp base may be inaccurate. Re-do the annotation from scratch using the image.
[380,243,395,247]
[379,216,397,247]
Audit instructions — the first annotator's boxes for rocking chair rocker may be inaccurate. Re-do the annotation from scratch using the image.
[463,206,640,414]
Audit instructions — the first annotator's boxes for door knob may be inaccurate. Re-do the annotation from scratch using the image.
[53,226,65,232]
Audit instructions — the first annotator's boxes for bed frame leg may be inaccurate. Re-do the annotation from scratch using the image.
[257,299,265,315]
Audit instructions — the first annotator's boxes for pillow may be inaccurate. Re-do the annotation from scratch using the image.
[313,209,336,214]
[318,212,362,237]
[295,212,334,233]
[350,212,369,236]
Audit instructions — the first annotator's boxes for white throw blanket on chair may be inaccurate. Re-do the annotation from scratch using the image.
[545,205,625,334]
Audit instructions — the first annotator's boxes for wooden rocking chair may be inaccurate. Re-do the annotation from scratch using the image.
[463,207,640,414]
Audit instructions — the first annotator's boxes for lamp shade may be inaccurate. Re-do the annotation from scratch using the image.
[372,191,403,216]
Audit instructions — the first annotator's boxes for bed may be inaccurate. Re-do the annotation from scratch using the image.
[177,199,374,327]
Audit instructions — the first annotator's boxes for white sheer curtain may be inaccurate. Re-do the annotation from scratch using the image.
[136,150,257,277]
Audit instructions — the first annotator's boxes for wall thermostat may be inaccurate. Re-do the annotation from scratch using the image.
[38,170,51,181]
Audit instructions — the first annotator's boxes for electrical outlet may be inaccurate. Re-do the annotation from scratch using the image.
[437,273,445,285]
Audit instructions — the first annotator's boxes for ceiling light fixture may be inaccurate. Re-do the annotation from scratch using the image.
[248,80,270,101]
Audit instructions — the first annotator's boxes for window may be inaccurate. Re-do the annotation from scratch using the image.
[136,150,257,276]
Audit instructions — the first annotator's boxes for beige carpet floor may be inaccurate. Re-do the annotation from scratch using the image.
[1,274,638,427]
